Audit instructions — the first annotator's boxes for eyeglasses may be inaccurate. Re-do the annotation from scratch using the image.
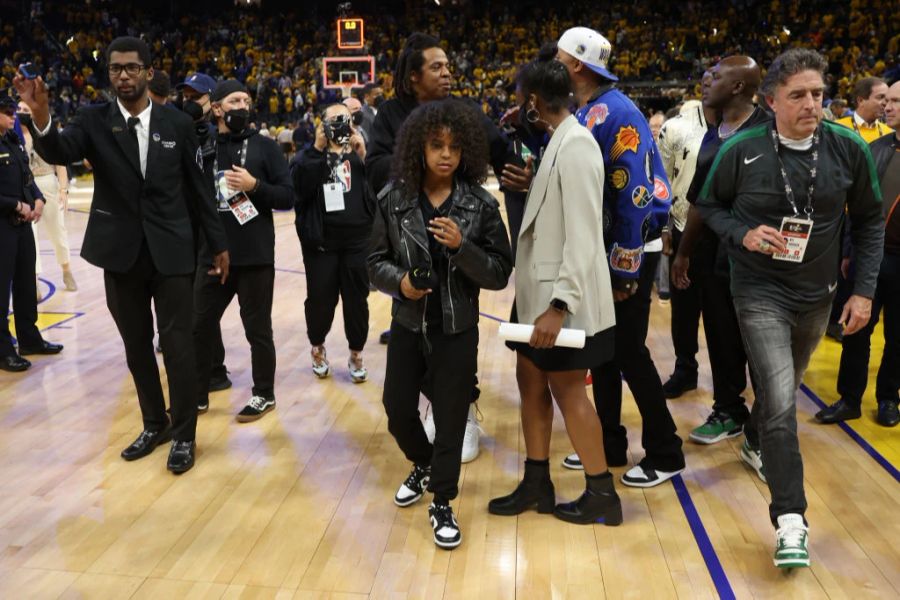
[0,107,16,117]
[108,63,146,77]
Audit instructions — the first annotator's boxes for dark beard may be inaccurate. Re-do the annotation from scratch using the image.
[115,80,148,102]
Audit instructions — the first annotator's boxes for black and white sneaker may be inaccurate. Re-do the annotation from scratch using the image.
[394,464,430,507]
[621,463,684,488]
[198,398,209,414]
[562,453,584,470]
[235,395,276,423]
[429,502,461,549]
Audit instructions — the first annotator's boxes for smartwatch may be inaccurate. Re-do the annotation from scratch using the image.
[550,298,568,313]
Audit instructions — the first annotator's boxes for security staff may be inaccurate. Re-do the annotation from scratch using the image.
[193,80,294,422]
[0,92,63,372]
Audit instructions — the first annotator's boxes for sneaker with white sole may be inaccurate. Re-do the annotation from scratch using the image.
[562,453,583,470]
[690,410,744,444]
[348,352,367,383]
[423,404,436,444]
[740,439,766,483]
[394,464,431,507]
[311,345,330,378]
[429,502,462,549]
[621,463,684,488]
[236,395,276,423]
[773,513,810,568]
[461,404,483,463]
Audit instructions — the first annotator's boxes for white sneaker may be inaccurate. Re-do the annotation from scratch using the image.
[311,345,330,378]
[774,513,810,568]
[562,453,584,470]
[423,404,436,443]
[348,352,367,383]
[461,404,483,464]
[621,464,684,488]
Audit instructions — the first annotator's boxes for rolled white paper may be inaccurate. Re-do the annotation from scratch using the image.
[498,322,586,349]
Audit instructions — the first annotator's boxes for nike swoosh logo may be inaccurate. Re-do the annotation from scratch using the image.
[744,155,763,165]
[828,282,838,293]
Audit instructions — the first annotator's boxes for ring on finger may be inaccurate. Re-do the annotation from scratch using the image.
[759,240,770,252]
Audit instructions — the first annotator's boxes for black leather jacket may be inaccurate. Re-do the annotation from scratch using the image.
[368,180,512,334]
[870,133,897,184]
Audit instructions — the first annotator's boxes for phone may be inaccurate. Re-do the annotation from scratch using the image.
[19,63,40,80]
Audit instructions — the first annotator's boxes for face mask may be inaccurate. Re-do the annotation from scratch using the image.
[181,99,204,122]
[224,108,250,132]
[16,112,33,128]
[373,95,385,109]
[351,112,364,126]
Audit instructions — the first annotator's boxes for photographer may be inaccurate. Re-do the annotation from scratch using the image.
[193,80,294,422]
[293,103,372,382]
[368,100,512,549]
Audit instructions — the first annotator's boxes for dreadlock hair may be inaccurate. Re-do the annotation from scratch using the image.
[393,32,442,104]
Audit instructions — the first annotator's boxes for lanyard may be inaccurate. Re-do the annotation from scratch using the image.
[770,126,820,217]
[213,138,249,174]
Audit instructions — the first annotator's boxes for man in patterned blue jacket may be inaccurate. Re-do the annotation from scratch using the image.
[554,28,686,488]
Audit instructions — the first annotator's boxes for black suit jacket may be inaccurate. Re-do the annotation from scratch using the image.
[31,101,227,275]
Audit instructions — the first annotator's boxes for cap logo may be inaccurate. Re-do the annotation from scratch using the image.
[576,44,586,55]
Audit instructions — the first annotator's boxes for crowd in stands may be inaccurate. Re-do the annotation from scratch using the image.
[1,0,897,130]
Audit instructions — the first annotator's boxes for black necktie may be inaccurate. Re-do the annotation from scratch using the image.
[127,116,140,137]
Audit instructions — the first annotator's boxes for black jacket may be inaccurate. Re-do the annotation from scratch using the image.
[198,128,294,267]
[870,133,897,182]
[30,101,227,275]
[0,131,42,223]
[368,180,512,334]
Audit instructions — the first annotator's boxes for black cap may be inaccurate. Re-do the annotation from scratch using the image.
[0,90,16,111]
[211,80,248,102]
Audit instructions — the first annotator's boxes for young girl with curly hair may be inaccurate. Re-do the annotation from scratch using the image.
[367,99,512,549]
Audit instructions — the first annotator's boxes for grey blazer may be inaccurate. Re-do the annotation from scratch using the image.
[514,115,615,336]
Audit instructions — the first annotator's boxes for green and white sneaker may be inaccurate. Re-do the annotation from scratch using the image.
[740,439,766,483]
[774,513,810,568]
[690,411,744,444]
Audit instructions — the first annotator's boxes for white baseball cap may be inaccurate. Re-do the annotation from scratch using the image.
[557,27,618,82]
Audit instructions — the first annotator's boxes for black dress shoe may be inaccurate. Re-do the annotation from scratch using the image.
[815,399,861,424]
[208,371,232,392]
[877,401,900,427]
[379,329,391,345]
[0,354,31,372]
[662,372,697,399]
[18,341,64,355]
[121,426,172,461]
[167,440,196,474]
[488,460,556,516]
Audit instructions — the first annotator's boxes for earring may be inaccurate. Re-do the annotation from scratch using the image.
[525,107,541,124]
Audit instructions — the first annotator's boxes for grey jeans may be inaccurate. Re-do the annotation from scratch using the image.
[733,296,830,526]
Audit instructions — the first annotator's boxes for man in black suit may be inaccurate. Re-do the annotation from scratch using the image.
[14,37,230,474]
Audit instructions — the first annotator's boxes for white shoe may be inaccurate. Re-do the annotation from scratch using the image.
[621,464,684,488]
[311,345,330,378]
[348,352,367,383]
[774,514,810,568]
[461,404,483,464]
[562,453,584,470]
[423,404,436,444]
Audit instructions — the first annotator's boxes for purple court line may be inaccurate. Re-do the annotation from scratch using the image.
[799,383,900,483]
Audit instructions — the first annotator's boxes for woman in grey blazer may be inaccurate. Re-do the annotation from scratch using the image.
[488,60,621,526]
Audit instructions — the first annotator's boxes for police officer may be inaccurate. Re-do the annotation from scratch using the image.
[0,91,63,372]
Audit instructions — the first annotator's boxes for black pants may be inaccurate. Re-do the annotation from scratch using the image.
[193,264,276,401]
[505,191,526,261]
[837,253,900,408]
[0,220,43,357]
[669,229,700,378]
[302,239,370,351]
[104,243,197,441]
[591,251,685,472]
[382,321,477,503]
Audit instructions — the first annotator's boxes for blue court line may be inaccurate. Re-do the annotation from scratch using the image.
[478,309,735,596]
[37,277,57,306]
[672,475,736,599]
[41,311,86,332]
[799,383,900,483]
[275,267,306,276]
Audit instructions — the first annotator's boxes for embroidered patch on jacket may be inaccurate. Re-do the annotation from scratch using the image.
[610,243,643,273]
[611,125,640,160]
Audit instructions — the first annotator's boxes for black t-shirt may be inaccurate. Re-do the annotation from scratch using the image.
[322,151,372,240]
[418,190,451,326]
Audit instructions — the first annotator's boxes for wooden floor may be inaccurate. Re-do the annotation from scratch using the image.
[2,180,899,600]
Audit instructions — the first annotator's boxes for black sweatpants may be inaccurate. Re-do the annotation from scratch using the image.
[591,251,685,472]
[382,321,478,503]
[0,221,43,357]
[302,239,370,351]
[193,264,276,402]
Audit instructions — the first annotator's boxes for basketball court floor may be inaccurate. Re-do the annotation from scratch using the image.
[1,179,897,599]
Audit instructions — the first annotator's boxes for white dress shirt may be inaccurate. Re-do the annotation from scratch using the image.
[118,99,152,177]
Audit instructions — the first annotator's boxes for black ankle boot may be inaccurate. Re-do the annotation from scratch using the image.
[553,472,623,525]
[488,459,556,516]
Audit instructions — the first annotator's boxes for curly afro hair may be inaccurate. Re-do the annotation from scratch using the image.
[391,99,490,198]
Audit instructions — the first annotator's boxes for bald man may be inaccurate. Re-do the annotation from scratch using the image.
[670,56,770,449]
[818,80,900,428]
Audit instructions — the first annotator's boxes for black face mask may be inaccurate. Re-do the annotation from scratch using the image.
[224,108,250,133]
[16,112,33,128]
[372,95,385,109]
[351,112,364,126]
[181,99,205,122]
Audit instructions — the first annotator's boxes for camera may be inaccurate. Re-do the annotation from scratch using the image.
[323,113,352,146]
[409,266,436,291]
[19,63,40,80]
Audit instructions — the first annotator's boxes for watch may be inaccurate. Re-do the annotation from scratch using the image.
[550,298,568,313]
